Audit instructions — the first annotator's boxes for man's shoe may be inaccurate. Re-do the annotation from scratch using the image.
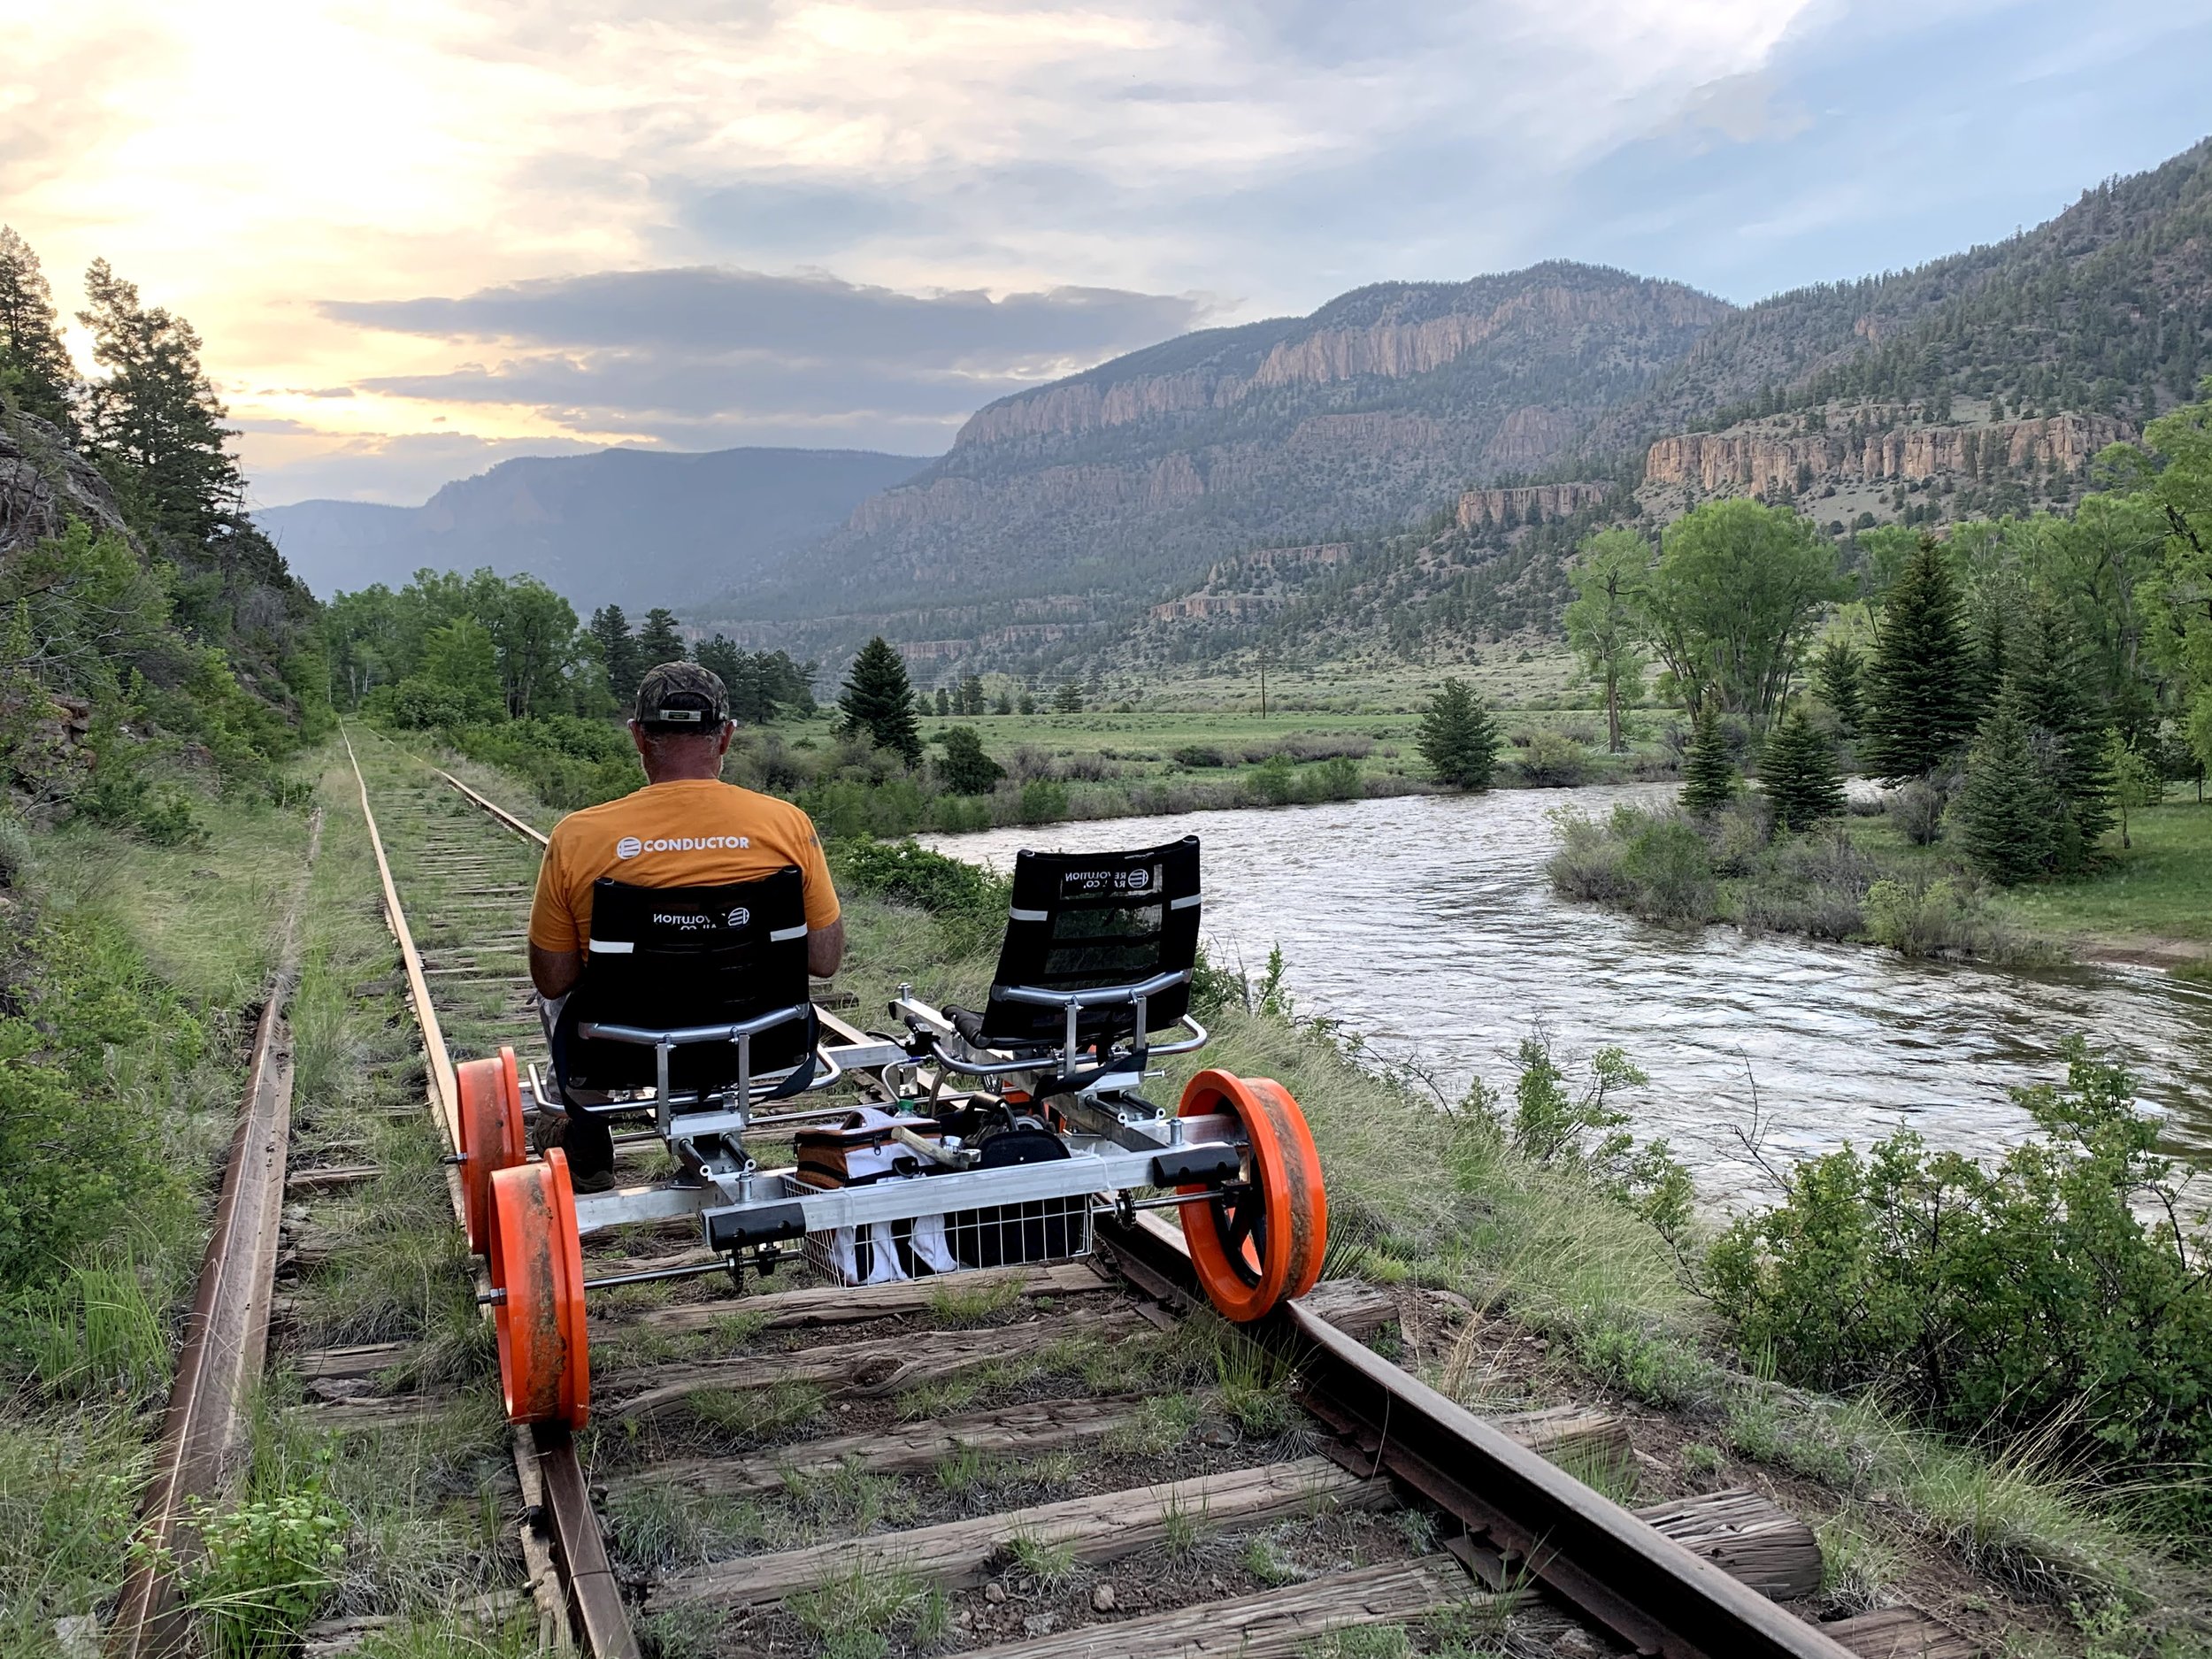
[569,1164,616,1194]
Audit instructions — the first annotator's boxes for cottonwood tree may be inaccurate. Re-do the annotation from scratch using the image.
[935,726,1004,795]
[1563,528,1647,753]
[1637,500,1841,730]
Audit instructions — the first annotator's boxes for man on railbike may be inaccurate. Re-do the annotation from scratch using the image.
[526,661,844,1189]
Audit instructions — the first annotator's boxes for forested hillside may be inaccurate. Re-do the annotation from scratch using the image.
[1,228,322,834]
[259,443,928,610]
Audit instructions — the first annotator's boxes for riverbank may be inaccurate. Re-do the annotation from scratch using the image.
[1549,787,2212,978]
[430,701,1684,833]
[839,838,2210,1657]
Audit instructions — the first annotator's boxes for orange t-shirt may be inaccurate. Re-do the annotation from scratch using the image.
[527,779,840,954]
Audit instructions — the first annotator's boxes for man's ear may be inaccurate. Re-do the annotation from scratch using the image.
[627,719,649,757]
[716,720,735,757]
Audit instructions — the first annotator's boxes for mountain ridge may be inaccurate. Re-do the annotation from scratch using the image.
[257,444,931,609]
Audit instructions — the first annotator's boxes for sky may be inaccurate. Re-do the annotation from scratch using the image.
[4,0,2207,508]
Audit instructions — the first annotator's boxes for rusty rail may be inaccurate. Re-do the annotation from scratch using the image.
[109,811,322,1658]
[344,731,636,1657]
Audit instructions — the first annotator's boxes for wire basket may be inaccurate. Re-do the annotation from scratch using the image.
[799,1179,1093,1286]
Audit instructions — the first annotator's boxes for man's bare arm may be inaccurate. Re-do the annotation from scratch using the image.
[807,918,846,979]
[530,942,583,1000]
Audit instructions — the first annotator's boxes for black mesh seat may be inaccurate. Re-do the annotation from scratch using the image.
[945,837,1200,1066]
[552,870,818,1109]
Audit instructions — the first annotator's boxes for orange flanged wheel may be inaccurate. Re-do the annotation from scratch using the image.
[488,1148,590,1427]
[1177,1070,1328,1322]
[457,1053,525,1256]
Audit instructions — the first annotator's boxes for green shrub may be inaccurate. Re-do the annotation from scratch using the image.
[1018,778,1068,825]
[0,908,193,1294]
[832,839,1010,918]
[1709,1041,2212,1534]
[1617,811,1717,922]
[1172,744,1225,768]
[180,1473,346,1659]
[933,726,1003,795]
[1515,727,1595,787]
[1248,752,1298,804]
[1307,754,1363,802]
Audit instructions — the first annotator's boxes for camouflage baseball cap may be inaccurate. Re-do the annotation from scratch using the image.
[634,661,729,731]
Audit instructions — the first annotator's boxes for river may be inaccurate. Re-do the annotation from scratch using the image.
[926,786,2212,1205]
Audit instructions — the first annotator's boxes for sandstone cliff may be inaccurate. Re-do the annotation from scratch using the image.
[1643,410,2131,495]
[1456,482,1611,529]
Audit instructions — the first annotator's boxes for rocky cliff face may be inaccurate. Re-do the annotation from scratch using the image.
[1643,410,2131,495]
[1,412,130,553]
[710,263,1732,659]
[1456,482,1611,528]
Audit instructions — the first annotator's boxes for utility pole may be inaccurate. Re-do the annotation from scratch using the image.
[1257,646,1268,719]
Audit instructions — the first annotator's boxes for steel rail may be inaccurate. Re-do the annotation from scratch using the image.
[1097,1215,1860,1659]
[108,813,322,1659]
[398,735,1855,1659]
[344,730,637,1658]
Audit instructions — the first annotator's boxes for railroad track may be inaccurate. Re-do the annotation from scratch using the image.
[214,730,1962,1659]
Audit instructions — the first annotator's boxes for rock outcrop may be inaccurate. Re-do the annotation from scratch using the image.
[1644,411,2131,496]
[1,413,130,555]
[1456,483,1611,529]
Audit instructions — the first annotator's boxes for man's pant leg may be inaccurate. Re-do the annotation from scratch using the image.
[538,991,615,1183]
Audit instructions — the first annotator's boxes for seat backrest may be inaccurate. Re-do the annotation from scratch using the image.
[977,837,1200,1050]
[554,869,815,1096]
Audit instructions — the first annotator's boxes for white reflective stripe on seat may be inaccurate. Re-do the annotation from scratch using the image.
[769,925,809,941]
[1170,893,1201,910]
[588,939,635,954]
[1009,908,1048,922]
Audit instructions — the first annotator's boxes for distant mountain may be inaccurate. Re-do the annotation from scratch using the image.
[256,446,931,609]
[700,263,1734,656]
[1117,141,2212,675]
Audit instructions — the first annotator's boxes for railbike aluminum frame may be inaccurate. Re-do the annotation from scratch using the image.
[551,970,1246,1256]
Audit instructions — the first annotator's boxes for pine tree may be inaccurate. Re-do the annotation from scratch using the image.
[839,636,922,763]
[1812,638,1863,736]
[1957,704,2058,884]
[0,227,77,433]
[1680,706,1739,814]
[1416,678,1500,789]
[1760,708,1847,831]
[2006,606,2114,869]
[959,673,986,716]
[933,687,951,717]
[1859,535,1976,781]
[588,605,641,706]
[76,259,242,541]
[635,607,685,668]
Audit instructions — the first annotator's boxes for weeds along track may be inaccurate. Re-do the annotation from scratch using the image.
[330,730,1898,1659]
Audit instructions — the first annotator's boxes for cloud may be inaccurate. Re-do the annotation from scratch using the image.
[10,0,2206,505]
[320,265,1210,444]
